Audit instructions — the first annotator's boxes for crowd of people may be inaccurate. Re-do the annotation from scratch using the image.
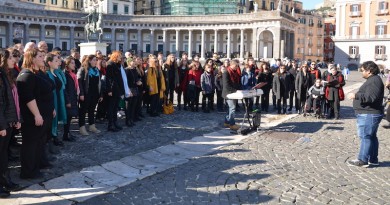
[1,40,389,198]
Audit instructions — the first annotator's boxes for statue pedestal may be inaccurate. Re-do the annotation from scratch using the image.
[79,42,107,58]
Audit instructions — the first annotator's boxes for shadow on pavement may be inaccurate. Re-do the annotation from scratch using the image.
[80,151,274,204]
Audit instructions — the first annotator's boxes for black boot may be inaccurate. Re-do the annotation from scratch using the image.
[0,171,21,192]
[107,123,119,132]
[0,186,10,198]
[113,121,122,130]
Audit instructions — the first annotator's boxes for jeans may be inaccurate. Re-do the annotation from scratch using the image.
[356,114,383,163]
[225,99,237,125]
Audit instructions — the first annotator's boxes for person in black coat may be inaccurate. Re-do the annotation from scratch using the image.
[106,51,126,132]
[295,64,312,114]
[288,61,299,112]
[272,65,293,114]
[0,49,22,197]
[256,62,273,112]
[63,57,78,141]
[124,59,138,126]
[222,60,241,131]
[17,48,55,180]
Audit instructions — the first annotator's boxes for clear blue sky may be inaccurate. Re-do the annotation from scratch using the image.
[300,0,323,10]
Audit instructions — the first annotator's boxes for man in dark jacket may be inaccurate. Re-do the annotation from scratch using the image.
[347,61,384,167]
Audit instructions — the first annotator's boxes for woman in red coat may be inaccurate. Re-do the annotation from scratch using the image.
[186,61,202,112]
[325,66,345,119]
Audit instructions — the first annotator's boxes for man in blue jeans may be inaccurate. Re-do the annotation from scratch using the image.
[347,61,384,167]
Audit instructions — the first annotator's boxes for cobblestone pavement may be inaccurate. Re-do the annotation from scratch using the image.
[6,71,390,204]
[77,71,390,205]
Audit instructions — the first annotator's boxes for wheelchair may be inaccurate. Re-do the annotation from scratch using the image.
[303,94,325,119]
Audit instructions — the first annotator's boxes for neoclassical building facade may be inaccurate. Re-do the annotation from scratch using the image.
[0,5,297,60]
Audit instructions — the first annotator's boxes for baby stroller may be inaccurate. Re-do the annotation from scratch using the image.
[303,94,325,119]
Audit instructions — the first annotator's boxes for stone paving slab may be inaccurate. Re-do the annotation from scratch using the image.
[137,150,190,165]
[43,172,113,203]
[79,166,125,187]
[2,184,71,205]
[154,144,205,159]
[119,155,173,177]
[100,161,140,181]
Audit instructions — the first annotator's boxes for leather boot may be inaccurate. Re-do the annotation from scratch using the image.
[0,186,10,198]
[79,126,89,136]
[0,171,21,192]
[88,124,101,134]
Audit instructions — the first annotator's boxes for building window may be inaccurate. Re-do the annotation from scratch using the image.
[113,4,118,14]
[350,4,361,16]
[151,1,155,15]
[262,1,266,9]
[379,1,388,10]
[349,46,359,55]
[329,42,333,49]
[40,0,46,3]
[375,45,386,54]
[376,25,387,35]
[51,0,57,4]
[350,26,360,37]
[270,2,274,10]
[62,0,68,8]
[124,5,129,14]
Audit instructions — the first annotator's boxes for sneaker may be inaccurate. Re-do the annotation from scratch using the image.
[368,161,380,167]
[348,159,369,167]
[229,124,240,131]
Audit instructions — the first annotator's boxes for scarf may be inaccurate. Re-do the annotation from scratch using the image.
[88,67,100,77]
[227,66,241,84]
[120,65,130,97]
[68,70,80,95]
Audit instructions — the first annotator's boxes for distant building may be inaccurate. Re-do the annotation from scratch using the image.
[334,0,390,69]
[255,0,294,13]
[324,14,336,63]
[162,0,239,15]
[18,0,83,11]
[84,0,135,15]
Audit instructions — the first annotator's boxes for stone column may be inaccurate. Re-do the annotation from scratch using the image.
[55,25,60,48]
[365,1,371,37]
[150,29,155,54]
[272,29,281,59]
[240,29,245,60]
[341,4,346,36]
[70,26,75,49]
[252,28,257,60]
[200,29,205,60]
[188,29,193,59]
[124,28,129,52]
[40,24,45,42]
[111,28,115,50]
[214,29,218,53]
[335,4,340,37]
[162,29,167,56]
[175,29,180,57]
[137,29,142,56]
[24,23,30,44]
[7,22,13,46]
[227,29,231,59]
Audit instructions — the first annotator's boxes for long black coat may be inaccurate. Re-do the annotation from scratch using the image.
[106,61,125,97]
[222,71,241,99]
[64,71,78,117]
[0,69,18,130]
[272,72,293,100]
[295,71,313,100]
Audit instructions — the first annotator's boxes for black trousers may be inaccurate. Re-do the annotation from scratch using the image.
[96,95,108,119]
[125,97,137,122]
[277,96,288,113]
[0,126,12,176]
[177,90,188,108]
[21,122,45,178]
[289,90,299,110]
[149,94,160,115]
[107,95,120,126]
[328,99,340,116]
[203,93,214,111]
[306,96,321,112]
[216,90,223,111]
[261,89,270,112]
[135,92,143,117]
[79,95,99,127]
[297,92,307,112]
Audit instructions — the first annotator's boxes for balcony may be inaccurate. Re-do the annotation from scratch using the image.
[375,54,387,60]
[376,9,389,15]
[308,33,313,36]
[317,44,323,48]
[349,11,362,17]
[308,42,313,47]
[308,22,314,27]
[348,54,360,59]
[317,23,323,28]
